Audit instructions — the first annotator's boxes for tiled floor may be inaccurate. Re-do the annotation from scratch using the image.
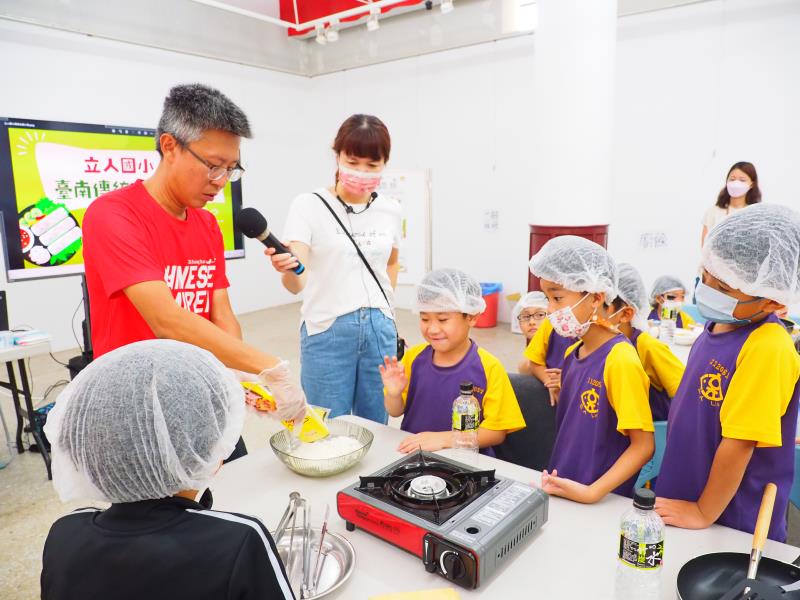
[0,303,525,600]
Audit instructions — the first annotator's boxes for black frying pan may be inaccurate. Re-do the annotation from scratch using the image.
[677,553,800,599]
[677,483,800,599]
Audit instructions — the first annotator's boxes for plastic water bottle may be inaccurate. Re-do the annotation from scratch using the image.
[452,381,480,462]
[614,488,664,600]
[658,301,678,345]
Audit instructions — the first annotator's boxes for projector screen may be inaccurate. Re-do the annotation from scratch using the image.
[0,117,245,282]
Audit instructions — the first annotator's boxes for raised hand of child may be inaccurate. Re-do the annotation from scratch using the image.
[379,355,408,396]
[397,431,452,453]
[539,469,599,504]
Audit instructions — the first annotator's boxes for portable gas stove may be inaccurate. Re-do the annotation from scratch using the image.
[336,451,548,589]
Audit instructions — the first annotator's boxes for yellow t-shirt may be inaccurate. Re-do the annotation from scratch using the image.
[523,317,552,365]
[679,310,696,329]
[720,322,800,447]
[634,330,685,397]
[398,342,526,433]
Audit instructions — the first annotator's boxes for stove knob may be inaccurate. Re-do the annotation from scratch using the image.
[440,551,465,581]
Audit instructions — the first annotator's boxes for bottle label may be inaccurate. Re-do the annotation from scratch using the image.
[618,534,664,570]
[452,412,479,432]
[660,305,677,321]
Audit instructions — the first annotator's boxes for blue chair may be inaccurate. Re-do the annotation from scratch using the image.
[790,445,800,510]
[635,421,668,489]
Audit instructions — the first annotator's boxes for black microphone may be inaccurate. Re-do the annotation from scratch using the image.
[235,207,305,275]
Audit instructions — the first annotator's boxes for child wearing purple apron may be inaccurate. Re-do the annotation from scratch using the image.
[610,264,685,421]
[380,269,526,455]
[529,236,655,503]
[655,204,800,542]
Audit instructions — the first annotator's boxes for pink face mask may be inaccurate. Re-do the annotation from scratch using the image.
[338,163,382,195]
[548,294,594,338]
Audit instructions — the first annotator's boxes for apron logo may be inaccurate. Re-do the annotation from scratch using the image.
[580,388,600,418]
[698,372,723,406]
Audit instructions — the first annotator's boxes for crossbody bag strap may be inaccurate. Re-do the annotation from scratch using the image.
[313,192,393,310]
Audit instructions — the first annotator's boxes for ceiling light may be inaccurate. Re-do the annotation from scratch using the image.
[440,0,454,14]
[315,24,327,45]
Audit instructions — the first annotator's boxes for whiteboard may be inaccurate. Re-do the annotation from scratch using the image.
[377,169,432,286]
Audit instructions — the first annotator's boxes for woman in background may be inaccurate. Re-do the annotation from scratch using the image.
[701,161,761,246]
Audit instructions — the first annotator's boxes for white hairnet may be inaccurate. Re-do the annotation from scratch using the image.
[44,339,245,504]
[511,292,549,334]
[416,268,486,314]
[528,235,618,300]
[649,275,686,304]
[616,263,650,331]
[703,203,800,306]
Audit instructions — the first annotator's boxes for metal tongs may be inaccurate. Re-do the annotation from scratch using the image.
[274,492,329,599]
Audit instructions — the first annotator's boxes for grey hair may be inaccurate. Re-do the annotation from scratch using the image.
[155,83,252,155]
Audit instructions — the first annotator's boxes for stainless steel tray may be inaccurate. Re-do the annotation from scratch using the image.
[274,527,355,599]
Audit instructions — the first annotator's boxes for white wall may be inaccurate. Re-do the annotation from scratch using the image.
[2,0,799,352]
[610,0,800,308]
[0,19,330,351]
[318,0,800,318]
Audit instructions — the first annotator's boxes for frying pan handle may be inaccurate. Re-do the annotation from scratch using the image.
[752,483,777,552]
[746,482,777,580]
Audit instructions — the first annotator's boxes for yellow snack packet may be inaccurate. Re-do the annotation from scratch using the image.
[241,382,330,442]
[283,405,331,443]
[242,381,276,412]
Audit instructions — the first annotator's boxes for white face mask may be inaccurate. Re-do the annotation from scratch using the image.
[548,294,593,339]
[726,180,750,199]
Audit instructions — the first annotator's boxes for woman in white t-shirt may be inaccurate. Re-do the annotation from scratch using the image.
[701,161,761,246]
[267,115,401,423]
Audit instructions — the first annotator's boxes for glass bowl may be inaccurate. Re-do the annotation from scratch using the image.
[270,419,374,477]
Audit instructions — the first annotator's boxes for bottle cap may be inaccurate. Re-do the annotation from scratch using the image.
[460,381,474,394]
[633,488,656,510]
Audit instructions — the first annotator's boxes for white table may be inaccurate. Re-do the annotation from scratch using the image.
[0,340,53,478]
[212,415,800,599]
[669,342,692,364]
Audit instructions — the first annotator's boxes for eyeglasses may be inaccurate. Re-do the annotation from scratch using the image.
[517,311,547,323]
[181,143,245,182]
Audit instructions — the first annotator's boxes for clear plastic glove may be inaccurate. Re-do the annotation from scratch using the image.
[258,360,308,423]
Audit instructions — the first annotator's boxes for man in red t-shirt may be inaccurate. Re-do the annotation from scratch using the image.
[83,84,307,438]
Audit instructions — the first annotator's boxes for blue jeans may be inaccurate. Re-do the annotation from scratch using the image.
[300,308,396,424]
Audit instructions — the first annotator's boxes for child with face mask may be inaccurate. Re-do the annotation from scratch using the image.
[648,276,696,330]
[380,269,526,455]
[655,204,800,542]
[609,264,685,421]
[529,237,655,503]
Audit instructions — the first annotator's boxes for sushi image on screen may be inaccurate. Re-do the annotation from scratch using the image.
[18,198,82,267]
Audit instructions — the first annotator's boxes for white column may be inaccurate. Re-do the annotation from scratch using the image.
[531,0,617,226]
